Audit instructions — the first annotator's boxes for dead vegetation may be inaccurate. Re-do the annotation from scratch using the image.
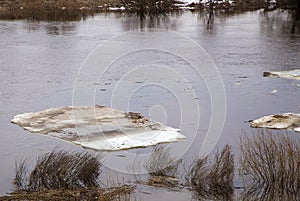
[3,131,300,200]
[239,130,300,200]
[14,150,101,191]
[144,145,182,189]
[3,150,136,201]
[0,185,135,201]
[0,0,101,20]
[186,144,234,200]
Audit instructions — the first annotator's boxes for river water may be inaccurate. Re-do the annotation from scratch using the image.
[0,10,300,198]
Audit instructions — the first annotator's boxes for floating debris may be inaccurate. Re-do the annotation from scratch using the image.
[270,89,278,94]
[250,113,300,133]
[235,81,241,86]
[263,69,300,81]
[11,106,185,151]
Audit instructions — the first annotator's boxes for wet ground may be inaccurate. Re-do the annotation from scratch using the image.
[0,10,300,199]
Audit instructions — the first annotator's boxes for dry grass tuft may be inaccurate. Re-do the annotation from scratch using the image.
[240,130,300,200]
[1,185,135,201]
[145,145,182,178]
[144,145,182,189]
[5,150,138,201]
[13,150,101,191]
[13,160,28,191]
[186,144,234,200]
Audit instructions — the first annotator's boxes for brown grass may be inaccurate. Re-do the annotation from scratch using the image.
[186,144,234,200]
[13,150,101,191]
[145,145,182,178]
[0,185,135,201]
[144,145,182,189]
[240,130,300,200]
[2,150,137,201]
[0,0,101,20]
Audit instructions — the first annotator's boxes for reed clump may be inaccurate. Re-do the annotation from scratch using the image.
[8,150,136,201]
[186,144,234,200]
[2,185,135,201]
[13,150,101,191]
[145,145,182,188]
[240,130,300,200]
[145,145,182,177]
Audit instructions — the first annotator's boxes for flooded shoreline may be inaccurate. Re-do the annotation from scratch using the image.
[0,9,300,199]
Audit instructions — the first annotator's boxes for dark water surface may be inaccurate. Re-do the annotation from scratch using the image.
[0,10,300,198]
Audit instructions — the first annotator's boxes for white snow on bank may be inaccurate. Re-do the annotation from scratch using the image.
[11,106,185,151]
[178,0,235,5]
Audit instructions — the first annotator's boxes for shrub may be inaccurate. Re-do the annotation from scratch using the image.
[186,144,234,200]
[240,130,300,200]
[13,150,101,191]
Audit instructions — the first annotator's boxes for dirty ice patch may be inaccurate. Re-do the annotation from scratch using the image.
[11,106,185,151]
[250,113,300,133]
[263,69,300,81]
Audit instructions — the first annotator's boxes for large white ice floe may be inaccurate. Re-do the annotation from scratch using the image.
[250,113,300,133]
[11,106,186,151]
[263,69,300,81]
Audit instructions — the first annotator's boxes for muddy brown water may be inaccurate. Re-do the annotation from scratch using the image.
[0,10,300,199]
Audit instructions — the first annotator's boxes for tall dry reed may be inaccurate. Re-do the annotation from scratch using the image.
[240,130,300,200]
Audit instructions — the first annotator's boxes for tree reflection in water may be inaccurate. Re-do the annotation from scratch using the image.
[117,12,182,30]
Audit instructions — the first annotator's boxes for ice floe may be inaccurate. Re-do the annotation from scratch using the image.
[263,69,300,81]
[11,106,185,151]
[250,113,300,133]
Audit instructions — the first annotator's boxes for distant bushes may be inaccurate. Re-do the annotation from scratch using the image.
[0,0,99,20]
[122,0,177,16]
[0,0,178,20]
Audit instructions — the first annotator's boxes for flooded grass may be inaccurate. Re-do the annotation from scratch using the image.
[4,150,136,201]
[144,145,182,189]
[2,132,300,200]
[240,130,300,200]
[145,145,181,178]
[17,150,101,191]
[1,185,135,201]
[186,145,234,200]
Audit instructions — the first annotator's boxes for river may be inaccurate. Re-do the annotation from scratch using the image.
[0,10,299,199]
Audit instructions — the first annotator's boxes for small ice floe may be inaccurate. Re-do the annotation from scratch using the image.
[11,106,185,151]
[270,89,278,94]
[263,69,300,81]
[250,113,300,133]
[235,81,241,86]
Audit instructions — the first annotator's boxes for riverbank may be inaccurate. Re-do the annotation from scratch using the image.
[0,0,296,20]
